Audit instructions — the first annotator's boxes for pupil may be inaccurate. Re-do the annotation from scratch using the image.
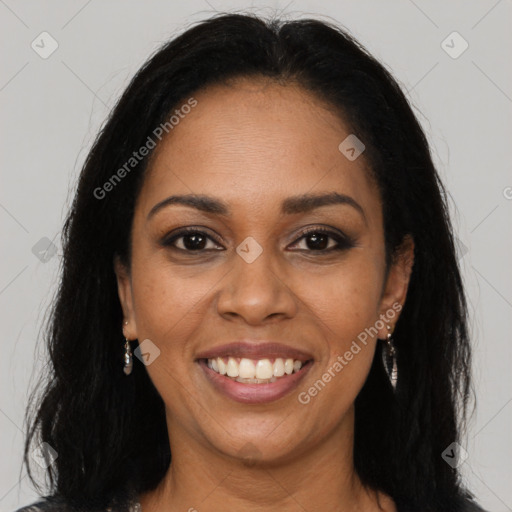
[307,233,328,250]
[184,233,206,250]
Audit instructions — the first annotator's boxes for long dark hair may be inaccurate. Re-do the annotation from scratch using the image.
[21,12,482,512]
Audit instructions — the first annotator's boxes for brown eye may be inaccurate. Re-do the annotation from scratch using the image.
[290,227,355,253]
[162,228,223,252]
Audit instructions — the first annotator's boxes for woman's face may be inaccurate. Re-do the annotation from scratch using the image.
[116,77,413,464]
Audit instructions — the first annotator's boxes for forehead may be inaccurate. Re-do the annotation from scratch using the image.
[137,77,380,221]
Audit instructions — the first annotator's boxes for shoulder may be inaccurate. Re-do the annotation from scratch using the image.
[435,496,490,512]
[394,496,489,512]
[14,498,63,512]
[458,496,489,512]
[13,496,140,512]
[13,497,80,512]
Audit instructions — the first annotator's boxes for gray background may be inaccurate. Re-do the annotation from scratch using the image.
[1,1,511,511]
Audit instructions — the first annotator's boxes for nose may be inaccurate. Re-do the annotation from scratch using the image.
[216,247,298,325]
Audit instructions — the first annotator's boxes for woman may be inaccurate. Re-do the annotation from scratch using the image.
[16,12,486,512]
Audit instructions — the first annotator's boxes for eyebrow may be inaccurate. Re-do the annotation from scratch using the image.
[147,191,367,224]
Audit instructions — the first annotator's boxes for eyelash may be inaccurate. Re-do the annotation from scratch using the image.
[161,226,356,255]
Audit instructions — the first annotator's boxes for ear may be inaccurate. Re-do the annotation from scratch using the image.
[114,255,137,340]
[377,234,414,339]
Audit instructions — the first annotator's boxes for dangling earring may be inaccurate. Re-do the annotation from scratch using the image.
[123,320,133,376]
[123,339,133,375]
[382,324,398,390]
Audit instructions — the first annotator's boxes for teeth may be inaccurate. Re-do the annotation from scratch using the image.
[218,358,227,375]
[239,358,256,379]
[273,358,285,377]
[255,359,273,379]
[206,356,307,381]
[226,357,239,377]
[235,376,278,384]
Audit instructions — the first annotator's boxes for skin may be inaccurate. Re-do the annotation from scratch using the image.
[115,77,414,512]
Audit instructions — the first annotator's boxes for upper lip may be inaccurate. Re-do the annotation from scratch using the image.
[195,341,314,362]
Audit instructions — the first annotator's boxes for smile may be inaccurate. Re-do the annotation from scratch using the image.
[205,356,307,383]
[195,341,314,403]
[198,358,313,404]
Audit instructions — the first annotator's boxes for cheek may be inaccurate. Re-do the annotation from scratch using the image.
[128,253,214,361]
[127,258,210,418]
[294,254,383,399]
[297,253,384,338]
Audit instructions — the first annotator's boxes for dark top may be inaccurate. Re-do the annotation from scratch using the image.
[14,497,142,512]
[14,494,489,512]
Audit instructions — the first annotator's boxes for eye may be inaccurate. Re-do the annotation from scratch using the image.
[161,226,355,254]
[289,227,355,253]
[161,227,223,252]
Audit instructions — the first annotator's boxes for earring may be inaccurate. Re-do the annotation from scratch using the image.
[382,324,398,390]
[123,321,133,376]
[123,339,133,375]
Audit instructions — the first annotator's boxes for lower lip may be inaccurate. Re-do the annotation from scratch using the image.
[198,359,313,404]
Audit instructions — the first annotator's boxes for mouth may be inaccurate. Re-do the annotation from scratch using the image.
[201,356,310,383]
[195,341,314,404]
